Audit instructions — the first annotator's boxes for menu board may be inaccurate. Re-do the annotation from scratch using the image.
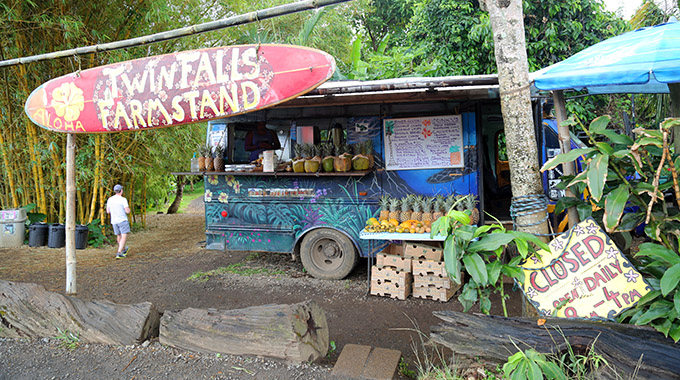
[383,115,463,170]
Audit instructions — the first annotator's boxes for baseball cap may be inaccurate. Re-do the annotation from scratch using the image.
[113,184,123,192]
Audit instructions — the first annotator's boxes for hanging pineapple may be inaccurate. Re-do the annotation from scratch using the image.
[321,143,335,172]
[352,141,370,171]
[292,143,305,173]
[432,195,446,221]
[213,145,225,172]
[399,195,413,222]
[388,197,401,221]
[421,197,433,224]
[204,144,214,172]
[305,144,321,173]
[379,195,391,221]
[410,195,423,221]
[198,144,209,171]
[465,194,480,225]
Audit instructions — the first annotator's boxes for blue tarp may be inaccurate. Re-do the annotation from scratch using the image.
[533,18,680,94]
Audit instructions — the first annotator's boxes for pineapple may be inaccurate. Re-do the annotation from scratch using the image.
[213,144,225,172]
[411,195,423,221]
[465,194,480,224]
[292,144,305,173]
[388,198,401,221]
[421,196,433,224]
[432,195,446,221]
[444,194,457,215]
[305,144,321,173]
[363,139,375,168]
[399,195,413,222]
[379,196,391,221]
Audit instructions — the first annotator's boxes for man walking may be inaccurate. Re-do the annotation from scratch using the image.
[106,184,131,259]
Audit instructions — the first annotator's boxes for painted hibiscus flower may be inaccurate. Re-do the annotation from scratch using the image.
[51,82,85,122]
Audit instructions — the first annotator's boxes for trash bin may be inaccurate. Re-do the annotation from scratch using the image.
[47,223,65,248]
[0,208,27,248]
[28,222,49,247]
[75,225,89,250]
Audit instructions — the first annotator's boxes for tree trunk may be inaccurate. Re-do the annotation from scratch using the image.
[430,311,679,380]
[482,0,550,317]
[482,0,550,239]
[159,300,329,363]
[65,133,76,295]
[0,280,159,345]
[166,175,185,214]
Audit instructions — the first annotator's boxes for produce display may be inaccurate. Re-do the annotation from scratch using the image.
[364,194,479,233]
[286,140,374,173]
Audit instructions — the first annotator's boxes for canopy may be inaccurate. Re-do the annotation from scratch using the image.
[533,18,680,94]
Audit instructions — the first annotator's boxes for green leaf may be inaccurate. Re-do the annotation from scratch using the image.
[636,243,680,266]
[675,290,680,315]
[589,115,610,133]
[669,323,680,342]
[541,148,595,171]
[603,186,629,232]
[527,359,543,380]
[660,117,680,131]
[448,209,471,225]
[599,129,634,145]
[635,290,661,307]
[463,253,489,285]
[502,264,525,283]
[595,142,614,155]
[661,264,680,297]
[511,361,529,380]
[468,233,515,253]
[458,282,478,312]
[568,170,588,187]
[636,304,672,325]
[587,153,608,202]
[538,361,567,380]
[488,260,502,285]
[507,231,551,252]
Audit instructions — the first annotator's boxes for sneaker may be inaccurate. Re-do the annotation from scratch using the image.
[115,252,125,259]
[122,246,129,256]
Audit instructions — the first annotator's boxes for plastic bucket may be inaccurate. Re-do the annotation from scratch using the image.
[0,209,27,248]
[28,223,49,247]
[47,223,66,248]
[75,225,89,250]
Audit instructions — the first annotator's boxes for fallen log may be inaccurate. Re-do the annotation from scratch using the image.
[0,280,159,345]
[160,300,328,362]
[430,311,680,380]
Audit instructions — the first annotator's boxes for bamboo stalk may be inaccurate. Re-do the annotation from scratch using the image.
[88,135,101,223]
[0,0,351,68]
[65,133,76,295]
[647,129,668,224]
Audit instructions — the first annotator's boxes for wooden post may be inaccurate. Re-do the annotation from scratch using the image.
[553,90,580,228]
[669,83,680,152]
[65,133,76,295]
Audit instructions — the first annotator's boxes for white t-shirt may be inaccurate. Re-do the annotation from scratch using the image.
[107,195,129,225]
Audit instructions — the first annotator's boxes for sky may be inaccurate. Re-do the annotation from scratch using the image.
[602,0,643,19]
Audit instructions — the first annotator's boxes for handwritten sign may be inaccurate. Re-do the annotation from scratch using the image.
[383,115,463,170]
[25,45,335,133]
[520,218,651,319]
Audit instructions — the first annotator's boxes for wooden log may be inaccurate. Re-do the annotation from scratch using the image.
[159,300,329,363]
[0,280,159,345]
[430,311,680,380]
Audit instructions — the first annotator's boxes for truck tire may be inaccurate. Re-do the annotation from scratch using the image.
[300,229,358,280]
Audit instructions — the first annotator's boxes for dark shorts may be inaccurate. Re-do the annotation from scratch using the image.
[112,220,130,235]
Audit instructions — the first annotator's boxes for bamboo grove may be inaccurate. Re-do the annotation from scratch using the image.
[0,0,213,227]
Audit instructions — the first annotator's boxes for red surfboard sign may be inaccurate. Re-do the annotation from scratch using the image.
[24,44,335,133]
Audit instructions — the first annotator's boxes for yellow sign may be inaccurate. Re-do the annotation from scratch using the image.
[520,217,651,319]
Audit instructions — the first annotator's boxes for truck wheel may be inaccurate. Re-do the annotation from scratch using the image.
[300,229,358,280]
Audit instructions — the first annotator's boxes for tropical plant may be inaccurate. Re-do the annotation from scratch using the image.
[542,115,680,341]
[431,201,550,316]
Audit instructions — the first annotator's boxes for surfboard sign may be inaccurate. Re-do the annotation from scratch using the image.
[24,44,335,133]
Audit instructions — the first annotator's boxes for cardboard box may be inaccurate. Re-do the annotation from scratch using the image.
[381,243,404,257]
[370,276,412,300]
[412,285,457,302]
[413,274,456,289]
[403,242,443,261]
[371,266,412,287]
[376,253,412,272]
[412,259,447,276]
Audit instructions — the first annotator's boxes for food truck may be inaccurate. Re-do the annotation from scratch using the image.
[195,75,582,279]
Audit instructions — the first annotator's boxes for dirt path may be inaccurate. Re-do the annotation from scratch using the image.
[0,197,523,379]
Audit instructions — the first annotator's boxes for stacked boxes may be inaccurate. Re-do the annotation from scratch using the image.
[406,244,460,302]
[371,242,460,302]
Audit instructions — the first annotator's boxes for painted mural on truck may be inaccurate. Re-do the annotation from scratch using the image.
[203,111,478,257]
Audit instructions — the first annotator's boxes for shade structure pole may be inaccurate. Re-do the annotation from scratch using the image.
[553,90,579,228]
[65,133,76,295]
[670,83,680,153]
